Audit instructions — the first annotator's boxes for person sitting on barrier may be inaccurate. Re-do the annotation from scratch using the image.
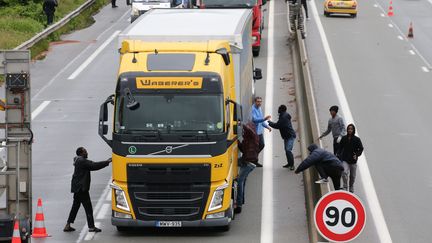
[235,122,260,214]
[295,144,344,190]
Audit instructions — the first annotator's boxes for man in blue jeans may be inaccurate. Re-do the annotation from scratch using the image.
[236,122,260,214]
[268,105,297,170]
[250,96,272,167]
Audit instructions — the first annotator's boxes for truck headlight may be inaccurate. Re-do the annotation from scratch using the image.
[110,183,130,212]
[208,183,229,211]
[131,7,139,16]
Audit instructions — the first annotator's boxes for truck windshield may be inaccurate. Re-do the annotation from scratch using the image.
[202,0,257,7]
[115,94,224,134]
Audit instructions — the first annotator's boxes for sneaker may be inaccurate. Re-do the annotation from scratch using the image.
[63,225,76,232]
[89,227,102,233]
[112,5,118,8]
[301,33,307,39]
[282,164,290,168]
[315,178,329,184]
[254,162,263,167]
[289,165,295,171]
[234,206,242,214]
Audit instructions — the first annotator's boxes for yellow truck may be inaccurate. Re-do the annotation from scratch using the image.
[98,8,261,231]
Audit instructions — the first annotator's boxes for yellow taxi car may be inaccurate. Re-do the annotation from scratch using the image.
[324,0,358,18]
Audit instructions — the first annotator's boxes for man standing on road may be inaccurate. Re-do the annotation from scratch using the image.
[64,147,111,233]
[301,0,309,20]
[268,105,297,170]
[250,96,271,167]
[43,0,58,26]
[295,144,344,190]
[286,0,306,39]
[319,105,346,154]
[337,124,363,193]
[236,122,259,214]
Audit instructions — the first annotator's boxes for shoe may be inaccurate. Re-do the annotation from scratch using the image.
[289,165,295,171]
[254,162,263,167]
[315,178,329,184]
[112,5,118,8]
[234,206,242,214]
[282,164,290,168]
[301,33,306,39]
[89,227,102,232]
[63,225,76,232]
[306,17,310,21]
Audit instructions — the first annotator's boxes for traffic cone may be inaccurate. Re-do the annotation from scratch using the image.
[11,220,22,243]
[408,22,414,38]
[32,198,49,238]
[388,1,394,16]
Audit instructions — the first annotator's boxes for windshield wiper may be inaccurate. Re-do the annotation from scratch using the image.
[171,130,210,141]
[122,129,162,140]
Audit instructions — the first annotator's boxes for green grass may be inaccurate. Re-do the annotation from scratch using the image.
[0,0,109,55]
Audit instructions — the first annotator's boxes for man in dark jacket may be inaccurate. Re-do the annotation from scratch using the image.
[295,144,344,190]
[337,124,363,193]
[64,147,111,232]
[268,105,296,170]
[43,0,58,26]
[235,122,259,214]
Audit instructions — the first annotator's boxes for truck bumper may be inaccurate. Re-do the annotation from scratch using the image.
[112,217,231,227]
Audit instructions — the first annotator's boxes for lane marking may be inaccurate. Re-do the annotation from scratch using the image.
[428,0,432,5]
[33,10,130,100]
[84,222,101,241]
[409,50,415,55]
[422,66,430,73]
[397,35,404,40]
[388,23,393,28]
[380,13,385,17]
[76,180,111,243]
[105,189,111,201]
[32,101,51,120]
[68,30,121,80]
[310,1,393,242]
[96,203,111,220]
[374,4,378,7]
[261,0,274,242]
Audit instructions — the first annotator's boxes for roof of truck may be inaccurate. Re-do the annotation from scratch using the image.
[119,8,252,49]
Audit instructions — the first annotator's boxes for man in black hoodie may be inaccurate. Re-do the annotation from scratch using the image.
[43,0,58,26]
[64,147,111,233]
[268,105,297,170]
[295,144,344,190]
[337,124,363,193]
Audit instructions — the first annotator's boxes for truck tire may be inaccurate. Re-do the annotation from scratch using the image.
[351,13,357,18]
[253,47,260,57]
[116,226,130,232]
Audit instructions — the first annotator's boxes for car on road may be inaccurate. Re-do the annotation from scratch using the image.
[324,0,357,18]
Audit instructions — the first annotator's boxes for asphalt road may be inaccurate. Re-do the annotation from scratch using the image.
[307,0,432,242]
[29,1,309,242]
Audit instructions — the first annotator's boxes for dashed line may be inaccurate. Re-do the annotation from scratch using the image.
[32,101,51,120]
[388,24,393,28]
[374,4,378,7]
[422,67,430,73]
[84,222,101,241]
[409,50,415,55]
[397,35,404,40]
[380,13,385,17]
[105,189,111,201]
[96,203,111,220]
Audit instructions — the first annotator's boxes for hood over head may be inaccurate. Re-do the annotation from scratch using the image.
[347,123,356,135]
[308,143,318,152]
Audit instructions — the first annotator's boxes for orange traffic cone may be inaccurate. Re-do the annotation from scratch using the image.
[32,198,49,238]
[408,22,414,38]
[11,220,22,243]
[388,1,394,16]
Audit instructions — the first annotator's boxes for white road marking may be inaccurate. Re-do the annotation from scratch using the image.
[33,10,130,100]
[380,13,385,17]
[374,4,378,7]
[96,203,111,220]
[84,222,101,241]
[68,30,121,80]
[76,180,111,243]
[261,0,274,242]
[105,189,111,201]
[388,23,393,28]
[409,50,416,55]
[127,17,131,22]
[32,101,51,120]
[398,35,404,40]
[422,66,430,73]
[428,0,432,5]
[310,1,393,242]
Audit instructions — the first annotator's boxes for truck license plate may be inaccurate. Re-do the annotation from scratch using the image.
[156,221,182,227]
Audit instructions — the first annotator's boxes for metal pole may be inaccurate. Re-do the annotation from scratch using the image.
[16,141,20,217]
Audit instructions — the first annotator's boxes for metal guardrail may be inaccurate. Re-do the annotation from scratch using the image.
[14,0,96,50]
[292,30,331,243]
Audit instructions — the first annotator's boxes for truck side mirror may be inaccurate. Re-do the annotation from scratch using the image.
[99,95,114,147]
[254,68,263,80]
[216,48,231,66]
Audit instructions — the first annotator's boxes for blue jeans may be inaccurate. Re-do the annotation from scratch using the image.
[236,162,256,206]
[284,137,295,166]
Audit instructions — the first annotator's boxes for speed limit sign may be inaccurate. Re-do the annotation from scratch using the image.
[314,191,366,242]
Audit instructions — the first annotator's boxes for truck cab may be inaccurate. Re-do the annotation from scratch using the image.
[196,0,267,57]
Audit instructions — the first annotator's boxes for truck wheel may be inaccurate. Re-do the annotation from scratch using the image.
[253,47,260,57]
[116,226,130,232]
[351,13,357,18]
[216,224,231,232]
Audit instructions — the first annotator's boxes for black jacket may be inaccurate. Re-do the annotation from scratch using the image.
[337,135,363,164]
[238,123,259,163]
[71,156,110,193]
[43,0,58,13]
[295,144,343,173]
[268,112,296,140]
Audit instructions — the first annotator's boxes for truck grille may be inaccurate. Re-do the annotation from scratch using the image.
[127,164,211,221]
